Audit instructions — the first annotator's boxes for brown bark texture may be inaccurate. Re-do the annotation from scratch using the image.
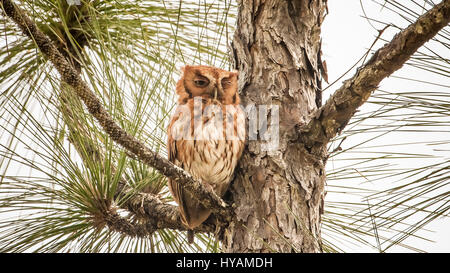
[225,0,328,252]
[225,0,449,252]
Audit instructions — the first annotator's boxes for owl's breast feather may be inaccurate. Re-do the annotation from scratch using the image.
[170,105,245,196]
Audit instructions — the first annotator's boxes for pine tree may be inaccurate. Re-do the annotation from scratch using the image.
[0,0,448,252]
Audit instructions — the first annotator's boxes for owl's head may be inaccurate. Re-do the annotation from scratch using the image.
[176,65,239,105]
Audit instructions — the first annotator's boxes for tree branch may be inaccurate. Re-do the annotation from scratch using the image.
[103,201,215,238]
[114,181,216,235]
[299,0,450,148]
[0,0,230,219]
[102,209,157,238]
[99,181,216,238]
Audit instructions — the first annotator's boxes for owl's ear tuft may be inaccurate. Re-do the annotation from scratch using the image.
[231,70,239,79]
[179,66,186,73]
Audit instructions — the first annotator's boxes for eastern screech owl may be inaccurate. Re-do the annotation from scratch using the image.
[167,65,245,239]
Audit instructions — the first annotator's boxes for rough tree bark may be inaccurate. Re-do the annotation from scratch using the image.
[225,0,328,252]
[224,0,450,252]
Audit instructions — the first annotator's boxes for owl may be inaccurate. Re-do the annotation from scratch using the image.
[167,65,245,241]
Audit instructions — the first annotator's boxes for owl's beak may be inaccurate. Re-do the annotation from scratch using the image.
[213,85,224,100]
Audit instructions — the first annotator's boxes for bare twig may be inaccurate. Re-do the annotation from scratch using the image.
[322,25,390,93]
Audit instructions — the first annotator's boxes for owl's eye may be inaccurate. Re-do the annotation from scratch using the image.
[194,78,209,87]
[221,78,231,87]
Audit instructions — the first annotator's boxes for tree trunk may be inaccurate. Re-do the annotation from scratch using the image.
[223,0,328,253]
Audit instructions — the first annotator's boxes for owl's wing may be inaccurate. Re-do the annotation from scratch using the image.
[167,109,191,226]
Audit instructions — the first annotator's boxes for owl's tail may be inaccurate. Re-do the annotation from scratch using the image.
[187,230,194,244]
